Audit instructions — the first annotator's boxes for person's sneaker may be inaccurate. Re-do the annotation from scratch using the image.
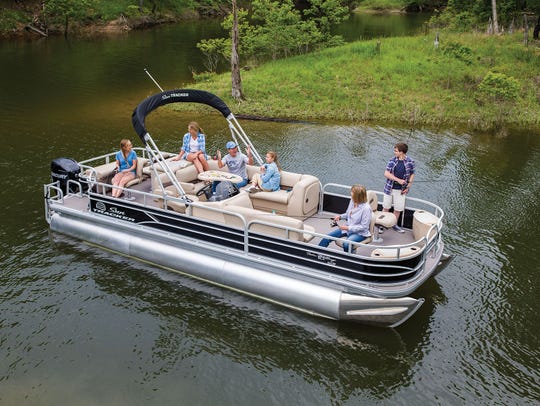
[392,225,405,233]
[247,186,260,193]
[378,226,385,234]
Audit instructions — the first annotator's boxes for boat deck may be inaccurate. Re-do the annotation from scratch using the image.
[63,175,417,253]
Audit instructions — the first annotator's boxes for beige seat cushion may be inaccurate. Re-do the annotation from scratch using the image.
[125,157,149,188]
[367,190,397,229]
[373,211,397,228]
[371,245,422,259]
[249,190,290,205]
[165,195,199,213]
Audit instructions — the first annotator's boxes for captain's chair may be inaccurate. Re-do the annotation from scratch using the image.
[335,213,376,252]
[367,190,397,242]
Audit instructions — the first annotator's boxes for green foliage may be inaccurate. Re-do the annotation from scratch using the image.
[200,0,349,64]
[357,0,408,10]
[124,5,150,18]
[478,71,521,101]
[184,32,540,131]
[197,37,231,72]
[303,0,349,36]
[432,0,540,30]
[442,41,473,64]
[44,0,95,23]
[246,0,320,59]
[0,8,27,31]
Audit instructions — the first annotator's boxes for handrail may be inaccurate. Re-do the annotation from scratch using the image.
[47,171,436,283]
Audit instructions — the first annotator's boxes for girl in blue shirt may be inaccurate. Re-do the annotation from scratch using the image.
[248,151,281,192]
[172,121,209,174]
[112,139,138,198]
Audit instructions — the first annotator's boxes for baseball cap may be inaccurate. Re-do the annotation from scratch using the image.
[226,141,237,149]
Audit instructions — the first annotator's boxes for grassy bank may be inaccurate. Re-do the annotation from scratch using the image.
[178,32,540,133]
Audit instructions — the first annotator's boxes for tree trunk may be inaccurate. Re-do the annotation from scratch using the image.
[491,0,499,34]
[231,0,244,101]
[534,16,540,40]
[524,14,529,46]
[64,15,69,39]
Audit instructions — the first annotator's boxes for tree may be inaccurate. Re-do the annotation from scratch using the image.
[44,0,93,38]
[491,0,499,34]
[231,0,244,101]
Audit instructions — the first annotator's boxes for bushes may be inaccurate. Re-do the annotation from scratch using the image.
[478,71,520,101]
[442,41,473,64]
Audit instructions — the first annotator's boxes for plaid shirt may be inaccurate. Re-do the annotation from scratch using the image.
[181,132,206,157]
[383,156,415,195]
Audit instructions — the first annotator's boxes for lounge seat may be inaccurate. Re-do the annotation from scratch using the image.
[124,158,149,188]
[85,157,148,194]
[245,166,320,219]
[335,213,376,251]
[142,153,185,176]
[190,193,315,242]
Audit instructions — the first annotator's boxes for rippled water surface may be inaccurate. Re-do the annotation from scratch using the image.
[1,19,539,405]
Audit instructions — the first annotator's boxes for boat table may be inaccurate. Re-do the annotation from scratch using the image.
[198,170,244,184]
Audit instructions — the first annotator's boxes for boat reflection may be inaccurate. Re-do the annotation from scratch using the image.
[51,233,443,399]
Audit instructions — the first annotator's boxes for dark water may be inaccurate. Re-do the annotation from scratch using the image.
[1,15,539,405]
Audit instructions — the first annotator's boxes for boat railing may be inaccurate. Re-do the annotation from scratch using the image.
[45,178,431,287]
[177,199,425,279]
[78,147,151,183]
[322,182,445,247]
[44,182,64,223]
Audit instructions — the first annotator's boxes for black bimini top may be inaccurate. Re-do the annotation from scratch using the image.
[131,89,232,145]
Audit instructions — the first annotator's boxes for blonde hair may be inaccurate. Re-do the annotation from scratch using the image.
[267,150,282,172]
[120,139,132,151]
[351,184,367,204]
[188,121,203,135]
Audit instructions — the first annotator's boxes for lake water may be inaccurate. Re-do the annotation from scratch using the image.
[1,14,539,405]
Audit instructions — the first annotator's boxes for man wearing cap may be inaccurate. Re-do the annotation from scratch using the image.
[214,141,253,191]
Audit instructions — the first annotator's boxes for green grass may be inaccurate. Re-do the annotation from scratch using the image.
[178,32,540,132]
[355,0,409,12]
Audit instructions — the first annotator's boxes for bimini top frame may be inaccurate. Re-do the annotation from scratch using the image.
[131,89,264,199]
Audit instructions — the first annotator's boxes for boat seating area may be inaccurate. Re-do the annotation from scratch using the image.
[82,154,150,194]
[188,192,316,242]
[244,166,321,219]
[150,159,321,221]
[79,152,439,260]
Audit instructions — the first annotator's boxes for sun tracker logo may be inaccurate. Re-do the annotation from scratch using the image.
[92,201,135,222]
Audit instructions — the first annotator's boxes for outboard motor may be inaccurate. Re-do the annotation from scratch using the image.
[51,157,82,194]
[208,181,239,202]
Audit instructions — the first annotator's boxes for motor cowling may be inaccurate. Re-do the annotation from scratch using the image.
[51,157,82,194]
[208,181,239,202]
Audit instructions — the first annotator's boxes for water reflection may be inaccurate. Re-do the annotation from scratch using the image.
[51,237,439,404]
[1,15,539,404]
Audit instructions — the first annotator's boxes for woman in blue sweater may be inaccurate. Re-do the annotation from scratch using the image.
[319,185,372,253]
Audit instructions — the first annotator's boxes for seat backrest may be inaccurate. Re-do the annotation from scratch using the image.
[135,158,148,179]
[280,171,302,187]
[176,165,199,183]
[367,190,378,212]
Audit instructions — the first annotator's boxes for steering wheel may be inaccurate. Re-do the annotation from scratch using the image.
[196,183,212,197]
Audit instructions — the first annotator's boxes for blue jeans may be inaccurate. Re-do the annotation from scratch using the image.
[319,228,366,252]
[212,178,248,193]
